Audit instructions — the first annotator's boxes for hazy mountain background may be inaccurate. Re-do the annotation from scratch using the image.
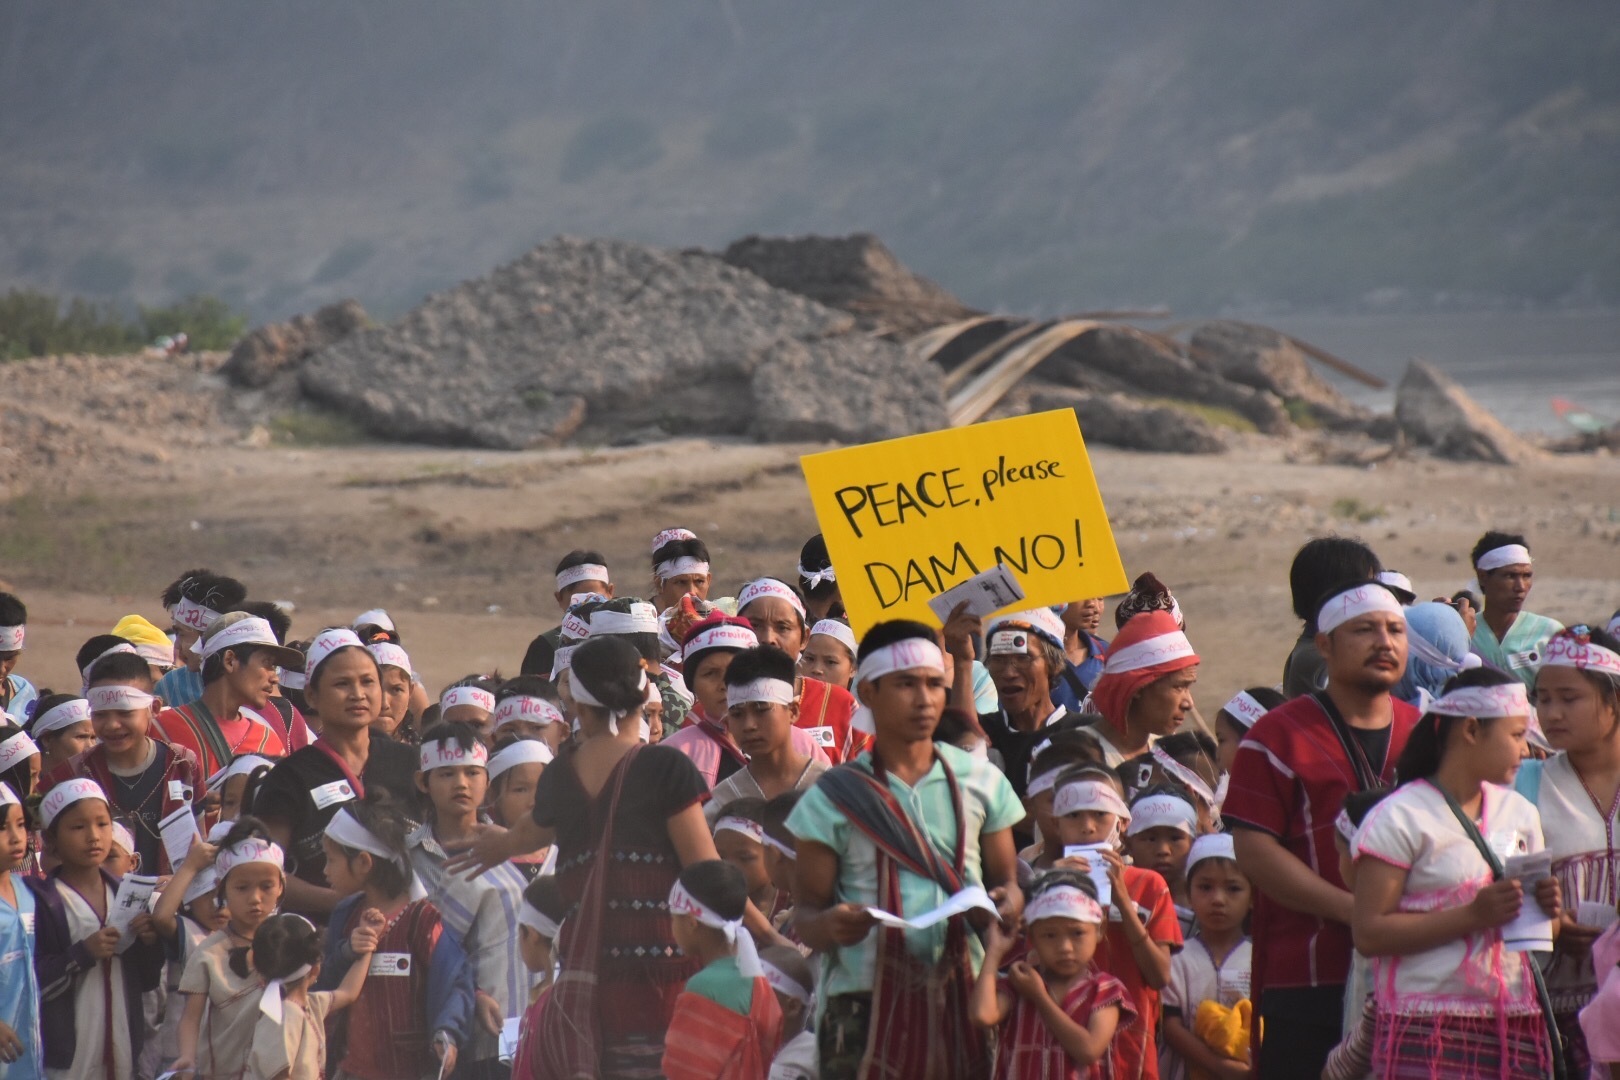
[3,1,1617,322]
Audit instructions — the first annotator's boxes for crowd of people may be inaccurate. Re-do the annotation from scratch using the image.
[0,523,1617,1080]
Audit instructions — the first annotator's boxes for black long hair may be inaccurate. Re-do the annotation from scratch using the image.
[1394,667,1520,784]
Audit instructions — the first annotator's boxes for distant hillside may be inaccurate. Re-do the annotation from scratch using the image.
[1,1,1616,320]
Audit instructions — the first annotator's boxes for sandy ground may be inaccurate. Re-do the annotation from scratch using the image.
[4,383,1617,717]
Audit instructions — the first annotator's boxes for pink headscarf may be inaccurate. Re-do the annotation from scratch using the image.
[1090,610,1200,730]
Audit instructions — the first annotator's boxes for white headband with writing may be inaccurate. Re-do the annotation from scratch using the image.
[655,556,710,582]
[31,698,91,736]
[368,642,412,673]
[493,695,565,731]
[762,960,814,1006]
[1475,544,1532,572]
[206,754,274,793]
[0,732,39,774]
[215,837,286,879]
[809,619,858,657]
[668,878,762,978]
[726,678,795,710]
[1125,793,1199,837]
[1025,885,1104,926]
[651,527,697,552]
[856,638,946,685]
[305,628,365,683]
[0,626,22,652]
[556,563,610,591]
[198,616,281,660]
[488,739,554,781]
[419,739,489,772]
[738,579,806,619]
[1540,633,1620,679]
[1220,691,1269,730]
[1053,778,1132,822]
[171,597,221,632]
[440,686,495,714]
[1317,584,1405,636]
[1102,631,1196,675]
[40,777,107,828]
[86,685,155,712]
[1426,682,1531,719]
[714,816,766,845]
[591,603,659,636]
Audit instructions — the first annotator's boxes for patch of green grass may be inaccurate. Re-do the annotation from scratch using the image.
[1284,399,1324,429]
[0,490,138,585]
[1143,397,1258,434]
[267,408,370,446]
[1331,497,1386,523]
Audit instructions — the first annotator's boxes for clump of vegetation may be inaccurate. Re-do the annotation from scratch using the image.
[0,289,248,360]
[1331,496,1386,522]
[267,407,371,446]
[1144,397,1258,434]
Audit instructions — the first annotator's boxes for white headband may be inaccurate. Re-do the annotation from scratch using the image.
[738,579,806,620]
[1025,885,1104,926]
[1317,584,1406,636]
[797,562,836,590]
[86,685,156,713]
[355,608,396,632]
[1150,744,1221,810]
[809,619,858,657]
[762,960,814,1006]
[0,732,40,774]
[182,867,219,906]
[556,563,610,591]
[260,959,315,1023]
[40,777,107,828]
[1053,778,1132,822]
[1476,544,1532,572]
[652,528,698,552]
[1426,682,1531,719]
[31,698,92,736]
[1186,832,1237,875]
[856,638,946,685]
[571,670,648,736]
[1607,614,1620,641]
[714,816,766,845]
[1540,633,1620,679]
[215,837,285,879]
[325,807,409,873]
[1026,767,1062,798]
[0,782,17,809]
[763,834,796,859]
[559,610,593,642]
[727,678,796,710]
[488,739,554,780]
[0,626,22,652]
[1125,793,1199,837]
[550,645,577,680]
[171,597,221,633]
[1102,630,1197,675]
[591,603,660,636]
[1220,691,1269,730]
[111,821,135,853]
[368,642,412,673]
[493,695,565,731]
[206,754,274,793]
[1406,630,1471,674]
[519,903,561,939]
[682,623,758,661]
[198,616,281,659]
[278,667,306,690]
[440,686,495,715]
[667,878,762,978]
[655,556,710,582]
[419,739,490,772]
[988,628,1035,656]
[82,642,138,681]
[305,628,365,683]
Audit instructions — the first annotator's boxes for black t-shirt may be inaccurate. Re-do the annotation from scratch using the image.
[979,709,1046,800]
[252,736,422,885]
[530,743,707,857]
[1348,723,1393,778]
[108,744,172,874]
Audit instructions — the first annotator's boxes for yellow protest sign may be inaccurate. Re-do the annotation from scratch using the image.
[800,409,1128,633]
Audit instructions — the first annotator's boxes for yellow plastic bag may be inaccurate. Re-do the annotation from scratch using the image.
[1189,998,1260,1080]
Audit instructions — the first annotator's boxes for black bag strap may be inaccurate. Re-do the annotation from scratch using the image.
[1436,786,1567,1080]
[1311,691,1381,792]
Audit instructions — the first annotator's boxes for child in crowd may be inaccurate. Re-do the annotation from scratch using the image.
[0,781,42,1076]
[320,799,471,1080]
[1021,734,1107,870]
[144,825,230,1080]
[797,617,856,689]
[1322,788,1393,1080]
[439,677,499,741]
[106,819,139,877]
[760,791,802,934]
[708,646,827,819]
[1159,833,1255,1080]
[1211,687,1285,776]
[0,718,42,878]
[1124,786,1199,937]
[208,753,274,823]
[712,796,777,916]
[45,651,203,874]
[511,876,569,1080]
[1132,732,1223,832]
[408,721,529,1075]
[29,778,164,1078]
[247,910,381,1080]
[367,638,418,744]
[491,680,568,752]
[173,818,286,1079]
[1350,669,1560,1079]
[972,869,1135,1079]
[760,944,817,1080]
[661,860,782,1080]
[1054,766,1183,1080]
[0,594,35,721]
[29,692,96,780]
[486,737,555,883]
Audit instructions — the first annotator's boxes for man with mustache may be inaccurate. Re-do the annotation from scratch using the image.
[1223,580,1420,1079]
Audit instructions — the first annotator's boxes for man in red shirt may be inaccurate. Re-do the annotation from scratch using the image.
[1224,580,1419,1078]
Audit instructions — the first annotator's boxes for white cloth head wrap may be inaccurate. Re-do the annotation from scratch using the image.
[419,739,490,772]
[488,739,554,781]
[655,556,710,582]
[258,913,319,1022]
[1316,584,1406,636]
[726,678,795,710]
[110,821,136,854]
[493,695,565,732]
[714,816,766,845]
[590,602,660,636]
[40,778,108,828]
[31,698,92,736]
[0,625,23,652]
[1102,629,1197,675]
[855,637,946,685]
[1125,793,1199,837]
[0,782,18,809]
[0,731,40,774]
[439,686,495,714]
[1219,691,1269,730]
[86,685,156,713]
[1475,544,1533,572]
[354,608,396,632]
[1026,767,1062,798]
[368,642,412,673]
[797,561,836,591]
[652,528,698,552]
[1426,682,1531,718]
[323,806,426,899]
[277,667,306,690]
[171,597,221,633]
[519,901,561,939]
[809,620,858,658]
[305,628,366,683]
[571,669,649,737]
[550,645,577,681]
[1024,884,1104,926]
[215,836,285,879]
[1539,631,1620,679]
[667,877,762,978]
[681,623,758,662]
[1150,744,1221,811]
[556,563,610,591]
[81,642,138,683]
[182,866,218,905]
[206,754,274,794]
[198,616,282,660]
[762,959,814,1006]
[559,610,594,643]
[987,608,1067,651]
[738,579,806,620]
[1186,832,1237,876]
[1053,777,1132,823]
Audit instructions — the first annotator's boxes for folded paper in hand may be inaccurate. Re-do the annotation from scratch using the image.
[1502,850,1554,953]
[927,565,1026,624]
[866,885,997,930]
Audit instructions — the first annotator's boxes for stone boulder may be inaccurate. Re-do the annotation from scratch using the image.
[221,300,369,388]
[1188,320,1369,426]
[1395,359,1540,464]
[1029,390,1228,454]
[722,233,975,338]
[297,237,945,449]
